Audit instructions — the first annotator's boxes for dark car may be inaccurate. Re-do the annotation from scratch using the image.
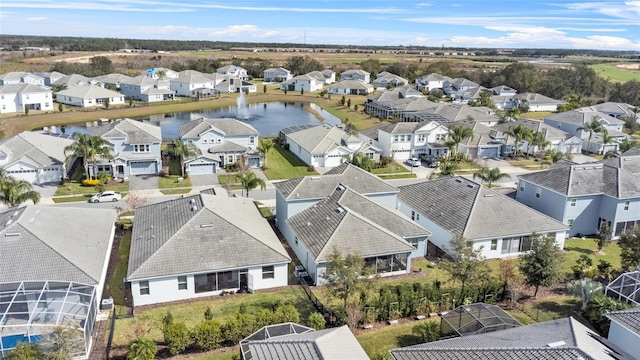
[419,154,441,168]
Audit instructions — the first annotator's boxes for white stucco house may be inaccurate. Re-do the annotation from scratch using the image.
[415,73,452,92]
[0,132,73,184]
[55,85,125,108]
[127,193,290,307]
[340,69,370,83]
[544,108,626,154]
[280,74,325,92]
[358,120,450,161]
[263,67,292,82]
[327,79,374,95]
[397,177,569,259]
[170,71,216,98]
[0,71,45,86]
[0,83,54,114]
[120,75,174,102]
[217,65,249,81]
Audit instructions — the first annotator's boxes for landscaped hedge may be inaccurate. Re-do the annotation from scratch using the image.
[82,179,100,186]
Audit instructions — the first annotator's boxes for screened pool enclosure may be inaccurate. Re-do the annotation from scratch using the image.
[0,280,97,359]
[440,303,521,338]
[606,271,640,306]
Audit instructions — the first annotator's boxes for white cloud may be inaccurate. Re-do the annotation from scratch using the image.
[209,25,261,37]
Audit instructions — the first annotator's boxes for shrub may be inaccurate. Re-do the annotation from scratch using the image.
[98,172,112,184]
[162,317,190,355]
[204,307,214,321]
[255,309,275,329]
[191,320,222,351]
[572,255,594,279]
[307,165,315,172]
[95,183,105,193]
[273,304,300,324]
[307,312,326,330]
[221,317,243,344]
[82,179,100,186]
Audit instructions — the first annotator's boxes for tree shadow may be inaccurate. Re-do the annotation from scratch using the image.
[563,246,594,256]
[397,334,422,348]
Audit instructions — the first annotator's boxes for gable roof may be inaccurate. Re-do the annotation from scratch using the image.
[127,194,290,280]
[274,163,398,200]
[287,186,423,262]
[492,119,573,140]
[52,74,91,87]
[603,149,640,175]
[0,83,51,95]
[416,73,453,83]
[92,73,133,84]
[514,92,567,106]
[92,118,161,143]
[593,102,636,117]
[328,79,374,91]
[0,205,116,285]
[0,131,73,167]
[607,308,640,335]
[398,177,568,240]
[56,84,122,99]
[286,124,357,155]
[544,108,624,126]
[448,121,507,147]
[179,117,259,138]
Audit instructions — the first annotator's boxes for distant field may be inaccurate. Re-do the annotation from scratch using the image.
[590,63,640,82]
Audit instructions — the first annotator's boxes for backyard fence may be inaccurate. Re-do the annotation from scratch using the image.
[299,277,339,327]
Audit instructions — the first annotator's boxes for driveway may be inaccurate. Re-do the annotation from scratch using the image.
[32,182,59,199]
[128,175,158,191]
[190,174,219,187]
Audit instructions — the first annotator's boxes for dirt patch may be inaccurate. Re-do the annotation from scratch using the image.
[616,63,640,70]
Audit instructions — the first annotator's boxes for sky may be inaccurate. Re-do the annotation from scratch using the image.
[1,1,640,50]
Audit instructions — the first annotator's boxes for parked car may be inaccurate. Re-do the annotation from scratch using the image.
[90,191,121,203]
[406,158,421,167]
[419,154,441,168]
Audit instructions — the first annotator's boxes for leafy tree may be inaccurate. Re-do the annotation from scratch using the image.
[518,233,563,297]
[360,59,382,77]
[0,169,41,207]
[64,133,114,180]
[169,139,198,178]
[284,56,323,75]
[347,98,351,108]
[567,278,603,312]
[88,56,114,76]
[599,129,616,155]
[440,236,489,296]
[572,254,594,279]
[619,225,640,270]
[529,131,550,158]
[300,88,304,96]
[505,124,532,158]
[127,337,157,360]
[619,139,640,153]
[412,321,440,343]
[473,167,510,187]
[430,161,459,179]
[577,117,604,154]
[586,294,630,335]
[595,221,612,253]
[257,138,274,168]
[6,342,42,360]
[608,79,640,106]
[273,304,300,323]
[322,247,378,311]
[340,96,346,106]
[236,170,266,198]
[307,312,326,330]
[191,320,222,351]
[447,125,474,159]
[162,320,191,355]
[104,97,110,109]
[263,84,267,94]
[544,149,572,164]
[24,106,29,116]
[345,152,375,172]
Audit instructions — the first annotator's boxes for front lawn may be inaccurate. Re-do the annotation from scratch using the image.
[160,188,192,195]
[263,145,319,180]
[54,181,129,196]
[158,175,192,189]
[371,162,409,175]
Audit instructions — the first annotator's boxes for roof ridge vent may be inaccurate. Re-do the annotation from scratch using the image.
[4,232,20,237]
[189,198,196,204]
[335,207,345,214]
[336,184,345,191]
[191,206,198,212]
[5,219,13,226]
[200,224,214,228]
[467,184,474,188]
[547,341,566,348]
[11,211,19,217]
[484,194,493,197]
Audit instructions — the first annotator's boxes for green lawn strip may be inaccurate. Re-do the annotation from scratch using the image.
[110,231,132,306]
[52,195,93,203]
[158,175,192,189]
[112,286,316,347]
[168,157,182,175]
[263,145,319,180]
[377,173,418,180]
[371,163,410,175]
[255,202,273,218]
[590,63,640,83]
[160,188,192,195]
[54,182,129,196]
[505,310,537,325]
[521,111,553,121]
[356,320,427,357]
[186,351,239,360]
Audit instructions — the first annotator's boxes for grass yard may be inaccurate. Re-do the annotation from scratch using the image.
[159,188,192,195]
[522,111,553,120]
[52,195,93,203]
[218,174,242,190]
[262,145,319,180]
[54,182,129,196]
[371,162,410,175]
[356,320,429,357]
[112,287,316,347]
[590,63,640,83]
[109,231,131,306]
[158,175,192,189]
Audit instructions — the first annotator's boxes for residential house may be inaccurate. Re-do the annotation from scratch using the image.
[320,69,336,84]
[490,85,518,96]
[273,162,399,244]
[0,131,73,184]
[0,205,116,359]
[507,92,566,111]
[286,185,429,284]
[52,74,91,88]
[415,73,452,92]
[90,118,162,179]
[0,71,45,86]
[217,65,249,81]
[279,73,325,92]
[282,124,379,167]
[120,75,174,102]
[55,85,125,108]
[179,117,261,173]
[34,71,66,86]
[492,119,583,156]
[364,87,434,120]
[170,70,216,98]
[358,120,450,161]
[326,79,374,95]
[448,121,508,159]
[340,69,370,83]
[263,67,292,82]
[397,177,569,259]
[593,101,637,120]
[212,74,256,94]
[449,86,491,104]
[127,193,290,307]
[443,78,479,93]
[144,67,179,79]
[240,323,369,360]
[390,317,620,360]
[544,108,626,154]
[373,71,409,89]
[516,155,640,238]
[606,308,640,360]
[92,73,133,90]
[0,83,54,113]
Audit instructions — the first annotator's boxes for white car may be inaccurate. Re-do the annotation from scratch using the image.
[90,191,122,203]
[406,158,421,167]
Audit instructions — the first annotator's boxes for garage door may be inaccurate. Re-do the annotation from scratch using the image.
[478,147,499,159]
[39,169,63,184]
[188,163,217,175]
[248,157,260,168]
[7,170,37,184]
[130,161,157,175]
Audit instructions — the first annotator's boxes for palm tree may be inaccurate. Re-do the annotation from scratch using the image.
[430,161,459,179]
[599,129,616,155]
[127,336,157,360]
[169,139,198,178]
[473,167,511,188]
[577,117,604,154]
[567,278,603,312]
[0,169,41,207]
[529,131,550,159]
[544,149,572,164]
[505,124,532,159]
[257,138,274,168]
[346,152,375,172]
[412,321,440,343]
[447,125,474,160]
[64,133,114,179]
[236,170,266,197]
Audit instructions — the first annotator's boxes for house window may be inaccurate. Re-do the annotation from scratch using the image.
[134,144,150,153]
[393,135,399,142]
[411,210,419,221]
[249,136,255,144]
[624,200,630,211]
[295,237,298,246]
[435,134,446,141]
[519,181,525,192]
[139,281,150,295]
[262,266,275,279]
[227,155,234,163]
[535,187,541,198]
[407,135,412,142]
[568,219,574,226]
[417,134,426,142]
[407,238,419,247]
[178,276,187,291]
[570,198,577,207]
[491,239,497,251]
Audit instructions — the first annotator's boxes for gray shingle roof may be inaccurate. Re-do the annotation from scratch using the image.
[286,124,355,155]
[287,186,423,262]
[0,205,116,285]
[398,177,568,240]
[56,84,122,99]
[492,119,573,141]
[92,118,161,143]
[0,131,73,167]
[208,140,248,153]
[544,108,624,126]
[603,149,640,175]
[328,79,373,91]
[0,83,51,94]
[127,194,290,280]
[274,163,398,200]
[179,117,258,139]
[514,92,567,105]
[391,348,592,360]
[607,308,640,335]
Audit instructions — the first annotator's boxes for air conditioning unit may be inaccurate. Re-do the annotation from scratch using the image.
[101,298,114,311]
[294,265,305,277]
